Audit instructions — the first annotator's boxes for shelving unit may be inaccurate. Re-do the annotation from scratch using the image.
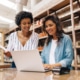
[0,33,4,62]
[32,0,80,69]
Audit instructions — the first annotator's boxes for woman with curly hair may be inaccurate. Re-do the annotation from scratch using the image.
[4,11,39,67]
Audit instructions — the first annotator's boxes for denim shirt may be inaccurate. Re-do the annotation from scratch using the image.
[41,34,73,69]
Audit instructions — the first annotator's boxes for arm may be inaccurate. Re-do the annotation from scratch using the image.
[4,51,11,57]
[58,35,73,67]
[41,46,46,63]
[43,63,62,70]
[4,33,14,57]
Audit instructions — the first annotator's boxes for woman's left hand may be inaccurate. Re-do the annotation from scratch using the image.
[43,63,62,70]
[43,64,55,70]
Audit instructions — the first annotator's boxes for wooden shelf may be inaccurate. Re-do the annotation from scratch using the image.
[39,36,48,40]
[5,26,18,35]
[38,47,43,52]
[77,64,80,67]
[30,25,42,31]
[63,25,80,33]
[33,4,80,29]
[58,7,80,21]
[0,62,11,68]
[39,50,43,52]
[72,64,80,68]
[34,0,71,19]
[0,33,4,62]
[33,0,76,19]
[76,46,80,48]
[4,60,13,63]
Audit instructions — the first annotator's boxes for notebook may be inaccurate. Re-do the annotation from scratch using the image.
[11,49,49,72]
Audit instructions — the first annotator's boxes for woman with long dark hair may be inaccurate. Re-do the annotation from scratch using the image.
[41,15,73,70]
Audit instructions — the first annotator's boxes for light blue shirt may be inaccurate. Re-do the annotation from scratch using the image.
[41,34,73,69]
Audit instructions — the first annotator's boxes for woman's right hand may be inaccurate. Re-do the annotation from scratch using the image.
[4,51,12,57]
[43,64,51,69]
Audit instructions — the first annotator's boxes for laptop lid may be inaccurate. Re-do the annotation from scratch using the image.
[11,49,46,72]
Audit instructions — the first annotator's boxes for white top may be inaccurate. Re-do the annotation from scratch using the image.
[49,39,57,64]
[7,31,39,51]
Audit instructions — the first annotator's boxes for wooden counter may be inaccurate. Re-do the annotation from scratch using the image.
[0,68,80,80]
[0,63,11,68]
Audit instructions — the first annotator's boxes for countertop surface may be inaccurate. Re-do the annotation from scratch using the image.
[0,68,80,80]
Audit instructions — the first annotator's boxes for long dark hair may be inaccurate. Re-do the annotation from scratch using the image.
[43,15,64,45]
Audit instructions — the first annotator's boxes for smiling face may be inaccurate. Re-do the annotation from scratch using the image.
[45,20,57,37]
[20,18,32,33]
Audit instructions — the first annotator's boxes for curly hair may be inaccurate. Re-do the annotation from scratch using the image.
[43,15,64,45]
[15,11,33,29]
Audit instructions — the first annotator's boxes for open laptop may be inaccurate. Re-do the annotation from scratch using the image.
[11,49,49,72]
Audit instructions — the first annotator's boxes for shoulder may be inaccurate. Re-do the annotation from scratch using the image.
[9,32,17,38]
[62,33,71,40]
[9,32,17,36]
[32,32,39,38]
[33,32,38,36]
[61,33,72,44]
[29,32,39,42]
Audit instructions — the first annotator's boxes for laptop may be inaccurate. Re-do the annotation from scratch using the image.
[11,49,49,72]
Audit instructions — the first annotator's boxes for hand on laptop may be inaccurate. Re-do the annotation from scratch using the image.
[43,64,56,70]
[4,51,12,57]
[43,63,62,70]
